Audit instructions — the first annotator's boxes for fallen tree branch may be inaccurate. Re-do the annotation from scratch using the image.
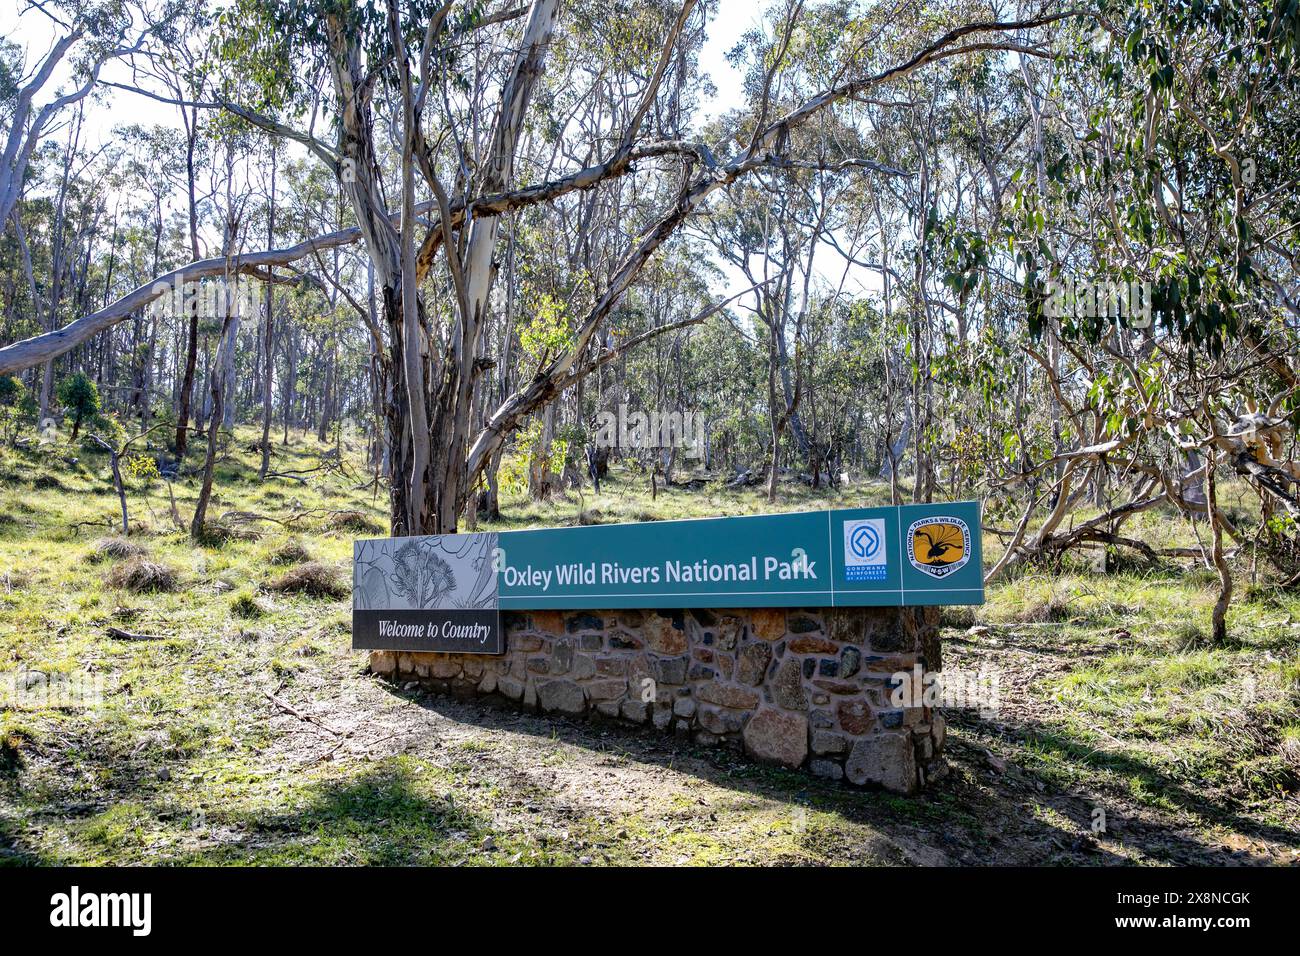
[263,690,345,738]
[105,626,163,641]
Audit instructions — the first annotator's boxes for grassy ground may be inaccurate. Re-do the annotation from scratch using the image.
[1,426,1297,865]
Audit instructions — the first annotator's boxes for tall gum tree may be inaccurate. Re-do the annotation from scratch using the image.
[0,0,1081,535]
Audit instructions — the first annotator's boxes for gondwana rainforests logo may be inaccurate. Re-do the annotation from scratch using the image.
[842,518,887,581]
[906,516,970,579]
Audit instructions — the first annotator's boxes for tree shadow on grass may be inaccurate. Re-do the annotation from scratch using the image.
[380,683,1142,866]
[992,716,1300,858]
[0,810,48,866]
[166,763,496,865]
[4,725,502,866]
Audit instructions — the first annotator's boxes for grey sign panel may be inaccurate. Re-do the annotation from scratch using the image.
[352,532,502,654]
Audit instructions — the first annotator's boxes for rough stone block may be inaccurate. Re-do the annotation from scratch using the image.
[839,646,861,679]
[787,614,822,634]
[771,659,807,711]
[609,631,642,650]
[567,612,605,633]
[714,617,741,651]
[870,621,909,653]
[644,614,688,655]
[811,731,847,755]
[788,635,836,655]
[531,611,565,635]
[620,699,650,722]
[878,708,904,729]
[715,654,734,680]
[431,657,461,679]
[743,708,808,768]
[585,679,626,701]
[696,682,759,710]
[550,640,574,674]
[651,655,688,684]
[810,759,844,781]
[735,642,771,686]
[812,679,858,695]
[698,704,746,735]
[537,679,584,714]
[837,700,873,735]
[595,657,626,676]
[844,733,918,794]
[750,608,786,642]
[512,634,543,653]
[828,608,866,645]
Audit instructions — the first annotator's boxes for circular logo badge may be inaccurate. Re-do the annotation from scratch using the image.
[906,516,970,579]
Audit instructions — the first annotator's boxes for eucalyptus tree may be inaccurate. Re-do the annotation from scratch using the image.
[916,0,1300,639]
[115,4,220,455]
[0,0,180,230]
[190,127,257,538]
[0,0,1082,537]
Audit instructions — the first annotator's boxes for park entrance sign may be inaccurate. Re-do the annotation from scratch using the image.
[352,502,982,654]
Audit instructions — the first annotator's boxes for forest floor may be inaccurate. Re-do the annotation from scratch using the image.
[1,427,1298,865]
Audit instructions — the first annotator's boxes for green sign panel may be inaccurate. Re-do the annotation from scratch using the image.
[495,501,982,609]
[352,503,982,652]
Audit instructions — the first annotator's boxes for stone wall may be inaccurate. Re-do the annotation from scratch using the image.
[369,605,946,794]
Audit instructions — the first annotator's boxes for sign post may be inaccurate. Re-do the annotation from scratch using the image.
[352,502,982,653]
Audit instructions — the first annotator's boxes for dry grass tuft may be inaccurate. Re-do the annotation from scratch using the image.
[324,510,383,535]
[1015,594,1073,624]
[107,556,178,593]
[89,536,147,562]
[940,605,977,628]
[0,733,21,778]
[266,560,347,599]
[197,522,260,546]
[230,589,266,619]
[269,538,311,565]
[1280,730,1300,776]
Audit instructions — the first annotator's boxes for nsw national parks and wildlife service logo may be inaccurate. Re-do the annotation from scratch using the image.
[906,516,970,579]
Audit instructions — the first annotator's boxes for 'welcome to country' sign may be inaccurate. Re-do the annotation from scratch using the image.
[352,502,982,654]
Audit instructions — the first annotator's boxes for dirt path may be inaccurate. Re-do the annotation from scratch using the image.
[245,633,1296,866]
